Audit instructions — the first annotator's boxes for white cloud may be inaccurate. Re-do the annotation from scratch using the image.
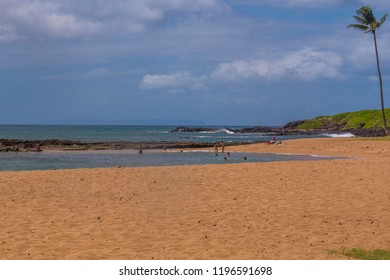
[140,72,207,91]
[211,48,343,82]
[336,25,390,78]
[139,48,343,92]
[2,0,102,40]
[0,0,228,43]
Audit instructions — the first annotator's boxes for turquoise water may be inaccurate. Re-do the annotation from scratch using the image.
[0,150,335,172]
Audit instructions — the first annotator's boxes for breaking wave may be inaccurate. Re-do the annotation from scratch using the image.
[323,133,355,138]
[201,129,235,134]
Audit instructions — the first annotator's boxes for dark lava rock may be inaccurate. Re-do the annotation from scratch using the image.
[349,128,386,137]
[170,127,219,133]
[283,120,306,129]
[228,126,281,134]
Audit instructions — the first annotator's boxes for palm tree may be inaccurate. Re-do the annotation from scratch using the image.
[348,6,388,132]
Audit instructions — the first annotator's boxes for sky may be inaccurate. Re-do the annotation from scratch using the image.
[1,0,390,126]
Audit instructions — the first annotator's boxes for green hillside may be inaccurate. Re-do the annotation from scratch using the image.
[297,109,390,130]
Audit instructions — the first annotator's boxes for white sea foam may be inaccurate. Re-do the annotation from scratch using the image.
[223,129,236,134]
[201,129,235,134]
[323,133,355,138]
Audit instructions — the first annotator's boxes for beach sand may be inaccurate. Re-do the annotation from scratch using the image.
[1,138,389,259]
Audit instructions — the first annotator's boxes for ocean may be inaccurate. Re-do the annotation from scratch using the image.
[0,125,348,171]
[0,124,354,143]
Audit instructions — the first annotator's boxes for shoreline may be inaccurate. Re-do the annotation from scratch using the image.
[0,138,263,152]
[1,137,389,259]
[1,143,344,173]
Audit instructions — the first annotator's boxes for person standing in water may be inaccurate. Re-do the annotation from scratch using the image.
[35,142,42,152]
[214,142,219,156]
[220,141,225,153]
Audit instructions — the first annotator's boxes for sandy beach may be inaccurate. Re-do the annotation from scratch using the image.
[1,137,389,260]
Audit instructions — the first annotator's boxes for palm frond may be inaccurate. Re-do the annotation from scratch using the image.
[347,23,369,32]
[378,14,388,27]
[357,6,376,24]
[353,15,369,25]
[349,6,387,32]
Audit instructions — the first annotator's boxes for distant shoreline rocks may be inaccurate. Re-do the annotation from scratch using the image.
[171,125,387,137]
[0,139,252,153]
[1,123,387,153]
[171,108,390,137]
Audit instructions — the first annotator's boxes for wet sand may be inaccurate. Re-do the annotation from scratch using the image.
[0,137,389,259]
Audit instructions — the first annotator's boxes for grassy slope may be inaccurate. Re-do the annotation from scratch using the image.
[297,109,390,130]
[328,248,390,260]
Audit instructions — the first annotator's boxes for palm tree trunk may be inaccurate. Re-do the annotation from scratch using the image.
[373,30,388,132]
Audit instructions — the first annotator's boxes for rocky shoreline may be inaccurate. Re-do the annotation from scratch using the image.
[171,125,387,137]
[0,139,254,152]
[1,123,386,153]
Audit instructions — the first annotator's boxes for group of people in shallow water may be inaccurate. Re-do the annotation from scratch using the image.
[138,141,245,161]
[214,141,248,161]
[137,137,282,161]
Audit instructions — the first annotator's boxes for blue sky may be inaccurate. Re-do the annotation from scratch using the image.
[1,0,390,125]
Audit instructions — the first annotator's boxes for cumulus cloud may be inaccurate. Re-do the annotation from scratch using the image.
[1,0,102,40]
[211,48,343,82]
[0,0,228,43]
[139,48,343,91]
[140,72,207,91]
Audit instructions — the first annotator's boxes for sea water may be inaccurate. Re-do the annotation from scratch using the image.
[0,124,354,143]
[0,150,338,172]
[0,125,347,171]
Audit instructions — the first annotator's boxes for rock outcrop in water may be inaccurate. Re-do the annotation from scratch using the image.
[171,124,387,137]
[170,127,219,133]
[0,139,251,152]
